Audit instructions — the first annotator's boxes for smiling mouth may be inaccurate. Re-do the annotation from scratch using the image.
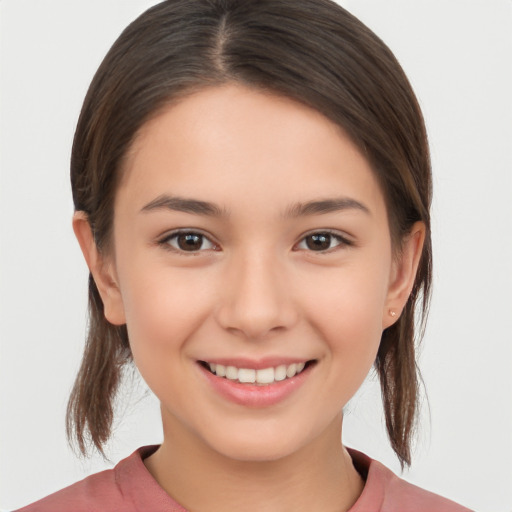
[199,360,316,386]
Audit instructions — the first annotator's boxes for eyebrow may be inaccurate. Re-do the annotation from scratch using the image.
[140,195,370,218]
[283,197,370,217]
[141,195,228,217]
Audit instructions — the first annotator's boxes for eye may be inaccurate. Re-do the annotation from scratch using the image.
[160,231,217,252]
[295,231,350,252]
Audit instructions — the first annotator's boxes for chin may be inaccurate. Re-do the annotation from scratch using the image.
[213,439,300,463]
[199,420,319,463]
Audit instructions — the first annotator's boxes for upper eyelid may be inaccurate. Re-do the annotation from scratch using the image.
[159,228,214,241]
[300,228,350,238]
[296,229,353,244]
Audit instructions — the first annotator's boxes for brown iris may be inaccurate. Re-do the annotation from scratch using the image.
[177,233,203,251]
[305,233,332,251]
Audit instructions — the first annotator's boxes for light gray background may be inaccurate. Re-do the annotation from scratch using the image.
[1,1,511,511]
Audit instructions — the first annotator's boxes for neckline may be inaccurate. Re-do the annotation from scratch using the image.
[116,445,383,512]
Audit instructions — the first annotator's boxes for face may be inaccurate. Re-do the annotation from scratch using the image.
[84,84,417,462]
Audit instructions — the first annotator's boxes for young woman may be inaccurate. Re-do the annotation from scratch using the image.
[15,0,473,510]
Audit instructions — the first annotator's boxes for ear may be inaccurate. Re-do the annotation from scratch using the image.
[383,221,426,329]
[72,211,126,326]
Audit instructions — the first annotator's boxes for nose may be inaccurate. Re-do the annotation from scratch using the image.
[215,250,299,340]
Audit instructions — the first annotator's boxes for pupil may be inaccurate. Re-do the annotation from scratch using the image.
[178,233,202,251]
[307,234,330,251]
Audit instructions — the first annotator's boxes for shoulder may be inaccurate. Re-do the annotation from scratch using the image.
[14,446,172,512]
[348,448,474,512]
[14,467,123,512]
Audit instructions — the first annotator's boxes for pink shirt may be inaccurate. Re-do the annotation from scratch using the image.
[16,446,472,511]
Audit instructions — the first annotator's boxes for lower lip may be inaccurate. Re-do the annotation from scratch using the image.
[199,363,313,408]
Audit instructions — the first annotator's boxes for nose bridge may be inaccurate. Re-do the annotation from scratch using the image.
[216,244,297,339]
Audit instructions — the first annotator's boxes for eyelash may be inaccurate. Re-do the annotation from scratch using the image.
[158,230,218,255]
[157,229,353,255]
[294,230,353,253]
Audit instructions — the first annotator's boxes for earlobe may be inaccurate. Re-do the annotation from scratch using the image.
[383,221,426,329]
[72,212,126,326]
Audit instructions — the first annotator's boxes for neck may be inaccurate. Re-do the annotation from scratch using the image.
[144,414,364,512]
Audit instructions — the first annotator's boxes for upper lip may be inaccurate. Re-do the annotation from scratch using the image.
[199,357,314,370]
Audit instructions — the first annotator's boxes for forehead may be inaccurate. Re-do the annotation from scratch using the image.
[118,84,387,221]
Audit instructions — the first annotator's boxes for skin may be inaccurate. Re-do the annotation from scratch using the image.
[74,84,425,512]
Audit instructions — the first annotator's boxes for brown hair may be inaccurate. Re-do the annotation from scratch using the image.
[67,0,432,469]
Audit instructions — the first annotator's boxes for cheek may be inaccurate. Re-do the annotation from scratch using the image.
[301,260,389,360]
[117,263,214,368]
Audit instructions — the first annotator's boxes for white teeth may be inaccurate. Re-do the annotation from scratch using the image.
[286,363,297,378]
[274,365,287,381]
[238,368,256,383]
[256,367,274,384]
[216,364,226,377]
[207,361,309,385]
[226,366,238,380]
